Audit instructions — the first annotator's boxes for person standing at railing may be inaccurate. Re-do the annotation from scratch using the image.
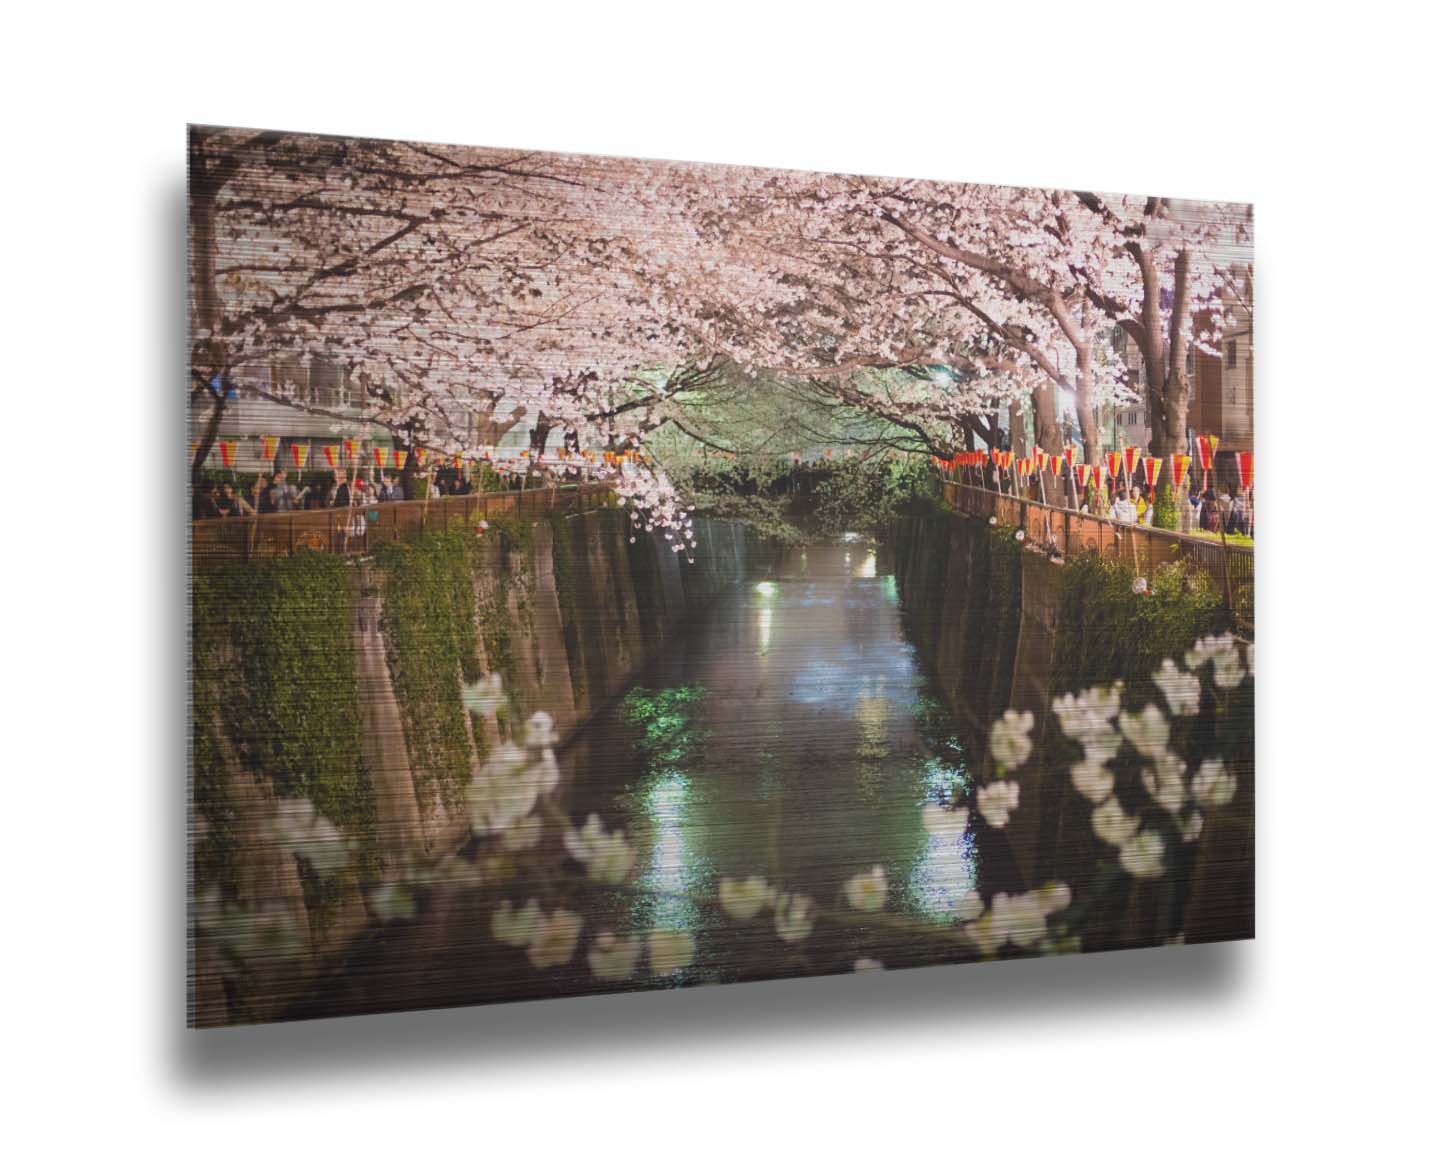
[1179,486,1200,533]
[1111,488,1138,525]
[1200,490,1220,531]
[214,481,253,517]
[332,473,352,508]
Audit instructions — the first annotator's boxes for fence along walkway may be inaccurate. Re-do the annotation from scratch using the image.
[939,480,1253,624]
[191,484,613,568]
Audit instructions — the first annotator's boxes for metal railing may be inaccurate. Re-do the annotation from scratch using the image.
[939,479,1253,621]
[191,484,613,567]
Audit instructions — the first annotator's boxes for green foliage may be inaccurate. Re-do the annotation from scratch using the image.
[622,685,708,767]
[548,514,587,705]
[192,551,376,907]
[375,529,483,810]
[1049,551,1229,698]
[1151,484,1180,530]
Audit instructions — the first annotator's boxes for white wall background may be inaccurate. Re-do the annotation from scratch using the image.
[3,3,1434,1147]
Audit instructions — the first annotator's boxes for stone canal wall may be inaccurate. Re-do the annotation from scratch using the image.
[890,511,1252,952]
[189,510,749,1024]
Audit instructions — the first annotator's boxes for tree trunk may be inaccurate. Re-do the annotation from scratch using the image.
[1008,398,1028,460]
[188,137,225,485]
[1031,383,1063,455]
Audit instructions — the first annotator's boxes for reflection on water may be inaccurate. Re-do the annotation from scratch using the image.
[566,540,985,977]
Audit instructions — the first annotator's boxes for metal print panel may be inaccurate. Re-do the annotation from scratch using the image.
[187,126,1254,1026]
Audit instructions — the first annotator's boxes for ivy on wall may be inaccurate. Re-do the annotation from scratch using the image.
[548,513,587,706]
[191,551,375,912]
[374,530,483,811]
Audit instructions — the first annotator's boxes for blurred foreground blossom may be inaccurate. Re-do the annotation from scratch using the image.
[1153,658,1202,716]
[844,865,888,912]
[1091,798,1141,847]
[468,742,559,834]
[1119,829,1166,879]
[526,909,584,969]
[491,899,542,946]
[1119,704,1171,760]
[588,932,642,981]
[1191,759,1238,809]
[462,672,505,716]
[646,929,695,976]
[270,798,348,877]
[977,780,1021,828]
[718,876,776,920]
[563,814,636,884]
[989,709,1034,769]
[774,893,816,943]
[1070,759,1115,804]
[853,958,885,972]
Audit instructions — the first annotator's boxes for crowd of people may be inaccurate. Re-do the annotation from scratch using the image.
[985,463,1254,537]
[192,467,479,520]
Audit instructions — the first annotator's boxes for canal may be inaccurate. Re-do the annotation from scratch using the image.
[294,538,1020,1017]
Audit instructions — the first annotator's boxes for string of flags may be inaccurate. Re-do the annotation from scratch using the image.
[195,435,667,478]
[931,438,1254,493]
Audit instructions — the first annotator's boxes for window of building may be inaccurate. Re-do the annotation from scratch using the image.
[1226,340,1238,369]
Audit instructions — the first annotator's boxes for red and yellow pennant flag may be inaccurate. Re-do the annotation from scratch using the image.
[1075,463,1088,489]
[1000,450,1013,471]
[413,446,427,467]
[1196,434,1217,472]
[393,448,408,469]
[1106,450,1122,479]
[1237,451,1254,490]
[290,443,309,469]
[1063,445,1075,469]
[260,435,279,463]
[344,438,359,461]
[1049,452,1062,477]
[372,446,386,468]
[218,440,237,469]
[1171,454,1191,488]
[321,444,338,468]
[1124,444,1139,475]
[453,454,464,469]
[1142,456,1162,487]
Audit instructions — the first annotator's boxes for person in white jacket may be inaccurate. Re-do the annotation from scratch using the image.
[1111,489,1138,524]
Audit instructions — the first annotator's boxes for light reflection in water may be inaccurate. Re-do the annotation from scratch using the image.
[854,549,877,579]
[903,756,978,921]
[758,605,772,653]
[637,770,702,932]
